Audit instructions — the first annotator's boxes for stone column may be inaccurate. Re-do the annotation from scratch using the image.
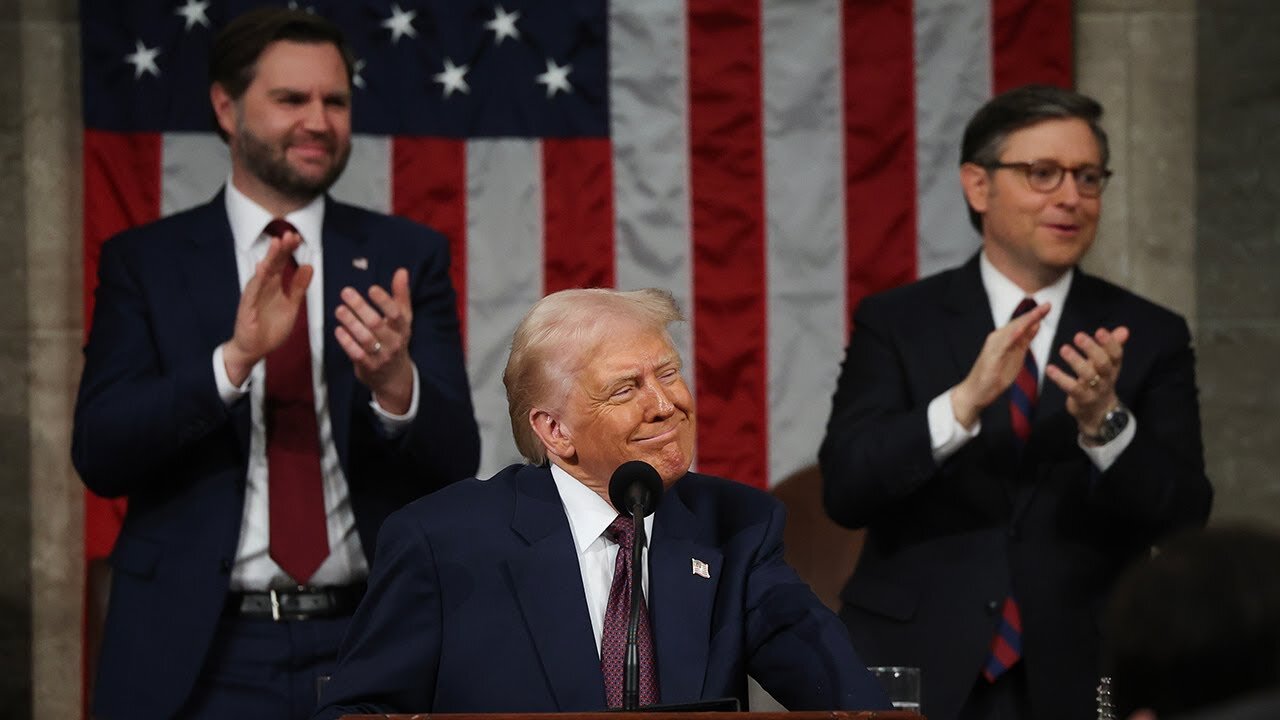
[21,0,84,718]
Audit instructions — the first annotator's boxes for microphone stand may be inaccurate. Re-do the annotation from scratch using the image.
[623,501,646,711]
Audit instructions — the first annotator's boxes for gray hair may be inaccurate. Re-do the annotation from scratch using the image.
[503,288,684,464]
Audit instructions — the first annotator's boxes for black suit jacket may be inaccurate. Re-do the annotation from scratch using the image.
[314,464,892,717]
[72,192,480,719]
[819,255,1211,720]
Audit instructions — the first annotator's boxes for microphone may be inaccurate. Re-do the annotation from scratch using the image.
[608,460,663,710]
[609,460,663,520]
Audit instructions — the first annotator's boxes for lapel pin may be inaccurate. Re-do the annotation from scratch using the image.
[352,257,369,270]
[691,558,710,579]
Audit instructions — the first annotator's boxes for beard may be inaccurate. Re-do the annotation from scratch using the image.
[235,115,351,203]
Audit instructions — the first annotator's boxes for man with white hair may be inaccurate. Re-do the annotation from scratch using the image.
[315,288,890,716]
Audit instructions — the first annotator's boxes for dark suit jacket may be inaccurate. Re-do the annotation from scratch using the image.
[72,192,480,719]
[819,255,1212,720]
[313,463,892,717]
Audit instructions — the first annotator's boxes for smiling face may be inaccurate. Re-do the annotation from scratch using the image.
[961,117,1103,293]
[532,320,696,497]
[212,39,352,214]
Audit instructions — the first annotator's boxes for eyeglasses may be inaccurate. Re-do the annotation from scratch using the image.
[983,160,1112,198]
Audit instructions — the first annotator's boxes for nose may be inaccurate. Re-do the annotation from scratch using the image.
[1054,170,1082,206]
[643,380,675,421]
[301,97,331,132]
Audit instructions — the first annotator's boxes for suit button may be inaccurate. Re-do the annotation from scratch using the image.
[986,600,1000,614]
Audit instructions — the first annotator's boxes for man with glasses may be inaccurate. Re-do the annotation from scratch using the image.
[819,85,1211,720]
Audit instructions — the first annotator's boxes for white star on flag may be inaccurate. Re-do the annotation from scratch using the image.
[382,4,418,44]
[352,58,366,89]
[124,39,160,79]
[433,58,470,98]
[485,5,521,44]
[174,0,210,31]
[535,58,572,98]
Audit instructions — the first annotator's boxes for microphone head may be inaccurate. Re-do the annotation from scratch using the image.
[608,460,664,518]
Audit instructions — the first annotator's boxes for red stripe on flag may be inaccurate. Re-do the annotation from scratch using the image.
[841,0,917,329]
[992,0,1074,91]
[83,129,162,335]
[392,138,469,341]
[686,0,768,489]
[542,138,615,293]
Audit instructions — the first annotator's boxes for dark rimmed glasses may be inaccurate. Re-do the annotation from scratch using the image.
[983,159,1112,198]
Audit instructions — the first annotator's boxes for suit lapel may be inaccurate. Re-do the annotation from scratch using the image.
[319,200,370,471]
[506,466,607,710]
[649,479,721,704]
[182,192,250,458]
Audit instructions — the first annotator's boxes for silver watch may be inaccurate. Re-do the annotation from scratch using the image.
[1084,403,1130,444]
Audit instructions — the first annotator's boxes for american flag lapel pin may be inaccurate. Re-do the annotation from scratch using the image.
[352,257,369,270]
[691,558,710,579]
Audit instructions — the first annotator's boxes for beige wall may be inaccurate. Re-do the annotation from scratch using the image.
[10,1,1276,718]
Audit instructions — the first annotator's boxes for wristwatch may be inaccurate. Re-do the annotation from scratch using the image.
[1083,403,1130,445]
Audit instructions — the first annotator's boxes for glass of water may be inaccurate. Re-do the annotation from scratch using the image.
[868,666,921,712]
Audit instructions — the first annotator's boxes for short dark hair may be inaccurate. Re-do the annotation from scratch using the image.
[208,7,355,138]
[1103,526,1280,718]
[959,84,1110,232]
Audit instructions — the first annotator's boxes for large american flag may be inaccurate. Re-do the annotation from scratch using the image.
[80,0,1070,573]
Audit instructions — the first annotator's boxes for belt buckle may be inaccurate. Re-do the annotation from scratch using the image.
[270,588,282,622]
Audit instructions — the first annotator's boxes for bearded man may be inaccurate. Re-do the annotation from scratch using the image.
[72,8,479,719]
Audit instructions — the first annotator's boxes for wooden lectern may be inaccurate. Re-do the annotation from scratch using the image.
[340,707,921,712]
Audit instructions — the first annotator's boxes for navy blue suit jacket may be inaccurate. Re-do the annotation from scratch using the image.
[72,192,480,719]
[314,464,891,717]
[820,256,1212,720]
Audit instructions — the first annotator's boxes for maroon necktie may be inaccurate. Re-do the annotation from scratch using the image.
[983,298,1037,681]
[262,219,328,585]
[600,515,660,708]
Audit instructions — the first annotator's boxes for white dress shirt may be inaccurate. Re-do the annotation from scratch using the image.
[550,462,653,657]
[211,180,420,590]
[927,251,1136,470]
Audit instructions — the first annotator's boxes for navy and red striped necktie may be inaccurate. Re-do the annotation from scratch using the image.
[983,297,1037,682]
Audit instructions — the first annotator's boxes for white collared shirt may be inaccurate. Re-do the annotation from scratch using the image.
[210,180,417,589]
[927,252,1135,470]
[550,462,653,657]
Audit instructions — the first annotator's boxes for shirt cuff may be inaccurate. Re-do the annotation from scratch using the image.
[213,344,250,406]
[929,388,981,464]
[1078,413,1138,472]
[370,363,420,436]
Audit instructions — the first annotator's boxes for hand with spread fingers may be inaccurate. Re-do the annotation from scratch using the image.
[223,231,314,387]
[950,302,1052,429]
[1045,325,1130,437]
[335,267,415,414]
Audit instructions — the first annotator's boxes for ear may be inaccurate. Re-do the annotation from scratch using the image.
[960,162,992,215]
[210,83,238,140]
[529,408,575,461]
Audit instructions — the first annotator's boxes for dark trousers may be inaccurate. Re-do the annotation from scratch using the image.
[179,614,350,720]
[957,662,1032,720]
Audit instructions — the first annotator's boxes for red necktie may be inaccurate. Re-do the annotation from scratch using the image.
[262,219,328,585]
[600,515,660,708]
[983,297,1037,682]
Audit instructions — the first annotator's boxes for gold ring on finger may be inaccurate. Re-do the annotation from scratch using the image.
[1087,375,1101,389]
[371,341,383,354]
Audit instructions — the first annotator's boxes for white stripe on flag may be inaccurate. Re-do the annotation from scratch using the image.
[762,0,847,485]
[913,0,989,277]
[162,133,228,214]
[466,139,544,479]
[608,0,695,385]
[331,135,392,213]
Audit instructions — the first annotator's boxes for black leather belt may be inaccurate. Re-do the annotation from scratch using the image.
[226,583,366,621]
